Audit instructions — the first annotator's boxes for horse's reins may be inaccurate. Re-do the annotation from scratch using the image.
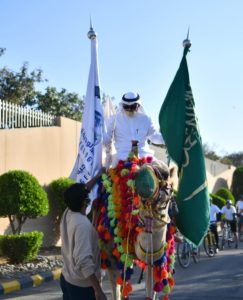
[145,214,153,299]
[138,164,172,299]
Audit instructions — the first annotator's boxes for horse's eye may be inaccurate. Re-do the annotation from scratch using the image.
[160,201,168,209]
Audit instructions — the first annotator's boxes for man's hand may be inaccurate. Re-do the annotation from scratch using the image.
[88,272,107,300]
[95,290,107,300]
[85,167,106,191]
[97,166,106,176]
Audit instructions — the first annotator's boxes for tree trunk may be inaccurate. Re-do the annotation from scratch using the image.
[8,215,17,234]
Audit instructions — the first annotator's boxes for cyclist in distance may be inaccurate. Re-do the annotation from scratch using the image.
[221,199,238,248]
[236,194,243,237]
[209,197,221,252]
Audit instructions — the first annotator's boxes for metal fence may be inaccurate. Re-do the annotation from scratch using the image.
[0,99,56,129]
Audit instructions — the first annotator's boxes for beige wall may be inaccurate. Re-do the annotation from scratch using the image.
[0,120,236,246]
[209,167,235,193]
[0,117,81,246]
[0,117,81,185]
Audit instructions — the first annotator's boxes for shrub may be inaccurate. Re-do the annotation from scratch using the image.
[215,187,235,204]
[0,231,43,263]
[210,193,226,209]
[231,166,243,200]
[0,235,4,256]
[0,170,49,234]
[49,177,74,218]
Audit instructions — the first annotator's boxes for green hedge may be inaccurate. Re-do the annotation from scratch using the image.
[0,170,49,217]
[215,187,235,204]
[210,193,226,209]
[49,177,74,217]
[0,231,43,264]
[231,166,243,200]
[0,170,49,234]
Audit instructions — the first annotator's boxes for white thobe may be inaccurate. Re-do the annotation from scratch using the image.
[103,110,164,167]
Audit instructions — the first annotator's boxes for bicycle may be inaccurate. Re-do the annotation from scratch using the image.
[203,223,218,257]
[176,238,200,268]
[237,215,243,241]
[221,221,234,250]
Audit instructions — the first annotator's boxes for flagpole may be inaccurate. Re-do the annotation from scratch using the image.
[88,17,96,40]
[182,27,191,49]
[70,22,104,211]
[159,31,210,246]
[182,28,191,59]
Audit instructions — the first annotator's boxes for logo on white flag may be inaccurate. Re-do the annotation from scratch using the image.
[94,110,103,146]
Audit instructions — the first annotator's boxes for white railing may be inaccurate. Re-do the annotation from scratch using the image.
[0,99,56,129]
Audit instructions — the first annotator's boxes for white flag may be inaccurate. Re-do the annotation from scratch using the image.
[103,95,116,127]
[70,29,103,207]
[103,96,116,168]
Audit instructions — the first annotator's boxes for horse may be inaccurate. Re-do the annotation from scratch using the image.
[94,156,176,300]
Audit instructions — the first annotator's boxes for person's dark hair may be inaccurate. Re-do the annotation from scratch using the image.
[64,183,90,212]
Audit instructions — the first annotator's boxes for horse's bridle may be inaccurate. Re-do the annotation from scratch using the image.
[138,180,173,226]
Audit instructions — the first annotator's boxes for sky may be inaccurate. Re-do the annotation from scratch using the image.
[0,0,243,155]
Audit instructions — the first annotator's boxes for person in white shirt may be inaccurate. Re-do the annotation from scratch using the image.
[236,194,243,236]
[103,92,164,168]
[221,199,238,248]
[60,172,107,300]
[209,198,221,250]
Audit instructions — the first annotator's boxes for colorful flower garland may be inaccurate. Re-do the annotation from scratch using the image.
[95,153,176,300]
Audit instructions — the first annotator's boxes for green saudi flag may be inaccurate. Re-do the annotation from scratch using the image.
[159,46,209,246]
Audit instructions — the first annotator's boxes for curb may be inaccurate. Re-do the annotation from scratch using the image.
[0,268,62,296]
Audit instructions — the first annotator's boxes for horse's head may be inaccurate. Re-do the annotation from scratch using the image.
[134,160,174,262]
[135,160,173,222]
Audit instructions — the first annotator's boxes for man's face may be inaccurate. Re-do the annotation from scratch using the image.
[123,103,140,116]
[83,193,91,205]
[83,196,91,213]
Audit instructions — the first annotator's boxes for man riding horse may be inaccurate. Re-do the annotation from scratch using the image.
[94,92,176,300]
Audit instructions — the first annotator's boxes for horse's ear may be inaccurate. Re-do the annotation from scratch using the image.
[169,167,176,178]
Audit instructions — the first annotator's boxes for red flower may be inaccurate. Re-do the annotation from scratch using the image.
[146,156,153,163]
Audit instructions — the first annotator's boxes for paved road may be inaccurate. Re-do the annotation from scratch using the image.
[1,242,243,300]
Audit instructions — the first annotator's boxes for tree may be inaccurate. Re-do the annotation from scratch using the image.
[0,49,116,121]
[203,144,243,167]
[221,152,243,167]
[0,47,6,57]
[0,62,43,106]
[0,170,49,234]
[36,87,84,121]
[203,143,220,161]
[0,49,84,120]
[219,157,232,165]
